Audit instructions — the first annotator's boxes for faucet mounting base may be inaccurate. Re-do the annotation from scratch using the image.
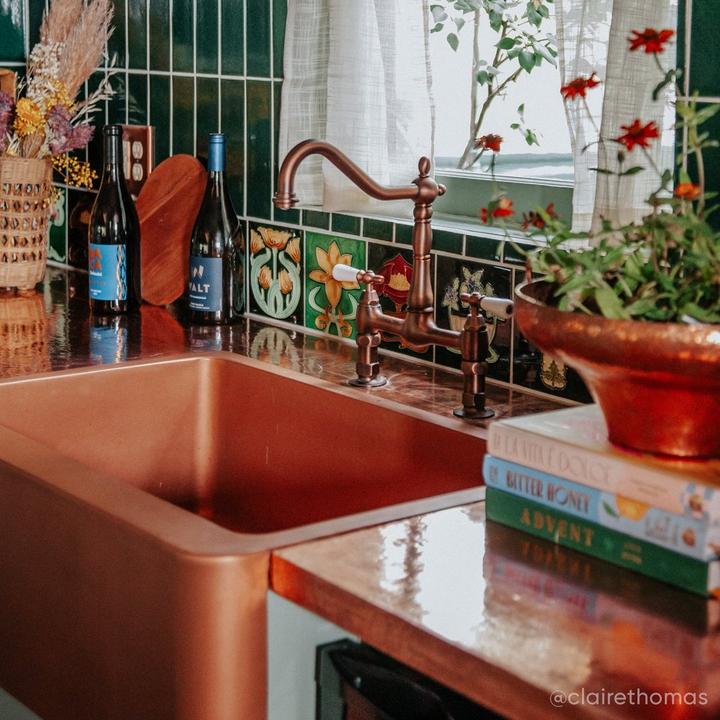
[453,406,495,422]
[348,376,388,388]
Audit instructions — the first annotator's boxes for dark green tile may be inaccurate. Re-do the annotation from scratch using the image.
[108,0,126,66]
[196,78,220,164]
[247,81,272,219]
[149,0,170,71]
[273,81,299,223]
[273,0,287,78]
[150,74,171,163]
[433,229,462,254]
[27,0,45,49]
[303,210,330,229]
[221,79,244,215]
[87,72,106,173]
[196,0,219,74]
[108,72,127,125]
[246,0,271,77]
[172,0,193,72]
[363,218,393,242]
[128,73,148,125]
[172,76,194,155]
[0,1,24,61]
[466,233,502,262]
[332,214,361,236]
[128,0,148,69]
[502,239,534,266]
[689,0,720,97]
[688,101,720,228]
[221,0,244,76]
[395,223,413,245]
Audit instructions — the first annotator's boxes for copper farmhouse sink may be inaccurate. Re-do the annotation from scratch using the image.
[0,353,485,720]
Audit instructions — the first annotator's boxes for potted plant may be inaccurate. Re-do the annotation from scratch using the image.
[507,28,720,459]
[0,0,114,292]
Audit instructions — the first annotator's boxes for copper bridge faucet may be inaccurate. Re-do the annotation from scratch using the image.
[274,139,513,420]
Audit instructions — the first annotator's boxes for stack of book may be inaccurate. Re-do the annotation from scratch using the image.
[483,405,720,596]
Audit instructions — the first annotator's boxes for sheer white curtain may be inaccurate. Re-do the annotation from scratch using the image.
[556,0,678,232]
[279,0,434,218]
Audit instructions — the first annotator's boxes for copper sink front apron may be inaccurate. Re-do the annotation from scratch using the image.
[0,353,485,720]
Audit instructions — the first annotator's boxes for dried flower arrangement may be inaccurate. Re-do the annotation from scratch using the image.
[0,0,115,189]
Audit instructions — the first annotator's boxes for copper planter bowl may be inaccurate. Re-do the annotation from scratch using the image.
[515,280,720,458]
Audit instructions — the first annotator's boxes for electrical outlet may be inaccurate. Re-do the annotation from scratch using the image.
[121,125,155,199]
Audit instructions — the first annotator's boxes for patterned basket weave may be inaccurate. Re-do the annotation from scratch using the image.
[0,156,53,290]
[0,291,50,377]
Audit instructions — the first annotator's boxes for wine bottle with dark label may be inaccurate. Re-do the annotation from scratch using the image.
[88,125,142,314]
[188,133,244,325]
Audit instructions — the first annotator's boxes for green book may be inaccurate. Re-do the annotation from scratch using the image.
[485,487,720,597]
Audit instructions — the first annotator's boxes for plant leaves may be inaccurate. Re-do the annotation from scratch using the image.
[447,32,459,51]
[496,37,517,50]
[594,286,630,320]
[518,50,536,72]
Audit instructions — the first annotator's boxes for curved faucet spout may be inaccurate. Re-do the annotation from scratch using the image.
[273,139,426,209]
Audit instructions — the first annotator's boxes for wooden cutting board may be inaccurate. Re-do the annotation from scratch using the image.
[137,155,207,306]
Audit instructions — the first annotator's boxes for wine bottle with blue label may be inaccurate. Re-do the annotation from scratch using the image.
[88,125,141,314]
[188,133,244,325]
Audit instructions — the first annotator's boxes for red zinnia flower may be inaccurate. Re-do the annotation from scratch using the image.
[560,73,601,101]
[674,182,701,200]
[614,119,659,151]
[474,133,503,153]
[521,202,557,231]
[628,28,674,54]
[480,197,514,224]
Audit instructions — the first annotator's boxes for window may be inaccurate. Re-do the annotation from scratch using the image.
[429,2,573,184]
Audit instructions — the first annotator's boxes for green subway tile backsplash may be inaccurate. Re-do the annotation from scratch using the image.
[0,2,25,62]
[8,0,714,405]
[150,74,171,162]
[149,0,170,71]
[246,0,271,77]
[196,0,219,74]
[196,77,220,162]
[221,79,245,215]
[127,0,148,69]
[172,0,194,72]
[363,218,393,242]
[246,80,272,219]
[172,76,195,155]
[128,73,148,125]
[221,0,244,75]
[273,0,287,78]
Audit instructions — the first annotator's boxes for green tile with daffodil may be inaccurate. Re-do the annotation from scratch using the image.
[304,232,366,340]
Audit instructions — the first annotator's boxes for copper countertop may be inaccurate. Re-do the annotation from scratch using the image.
[273,503,720,720]
[1,266,556,422]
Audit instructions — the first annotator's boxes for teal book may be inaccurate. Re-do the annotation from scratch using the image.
[485,487,720,597]
[483,454,720,561]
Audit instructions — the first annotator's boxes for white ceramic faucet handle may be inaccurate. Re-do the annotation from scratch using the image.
[332,263,362,283]
[480,297,514,319]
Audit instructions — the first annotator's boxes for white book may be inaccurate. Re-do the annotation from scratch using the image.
[487,405,720,517]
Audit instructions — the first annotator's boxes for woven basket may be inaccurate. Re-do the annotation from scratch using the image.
[0,290,50,377]
[0,156,53,290]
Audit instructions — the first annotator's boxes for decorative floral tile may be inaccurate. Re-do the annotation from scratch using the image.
[434,255,512,381]
[366,242,432,360]
[305,232,365,340]
[48,186,67,263]
[248,223,303,324]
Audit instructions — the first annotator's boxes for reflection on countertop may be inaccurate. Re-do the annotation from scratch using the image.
[273,503,720,720]
[0,266,558,424]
